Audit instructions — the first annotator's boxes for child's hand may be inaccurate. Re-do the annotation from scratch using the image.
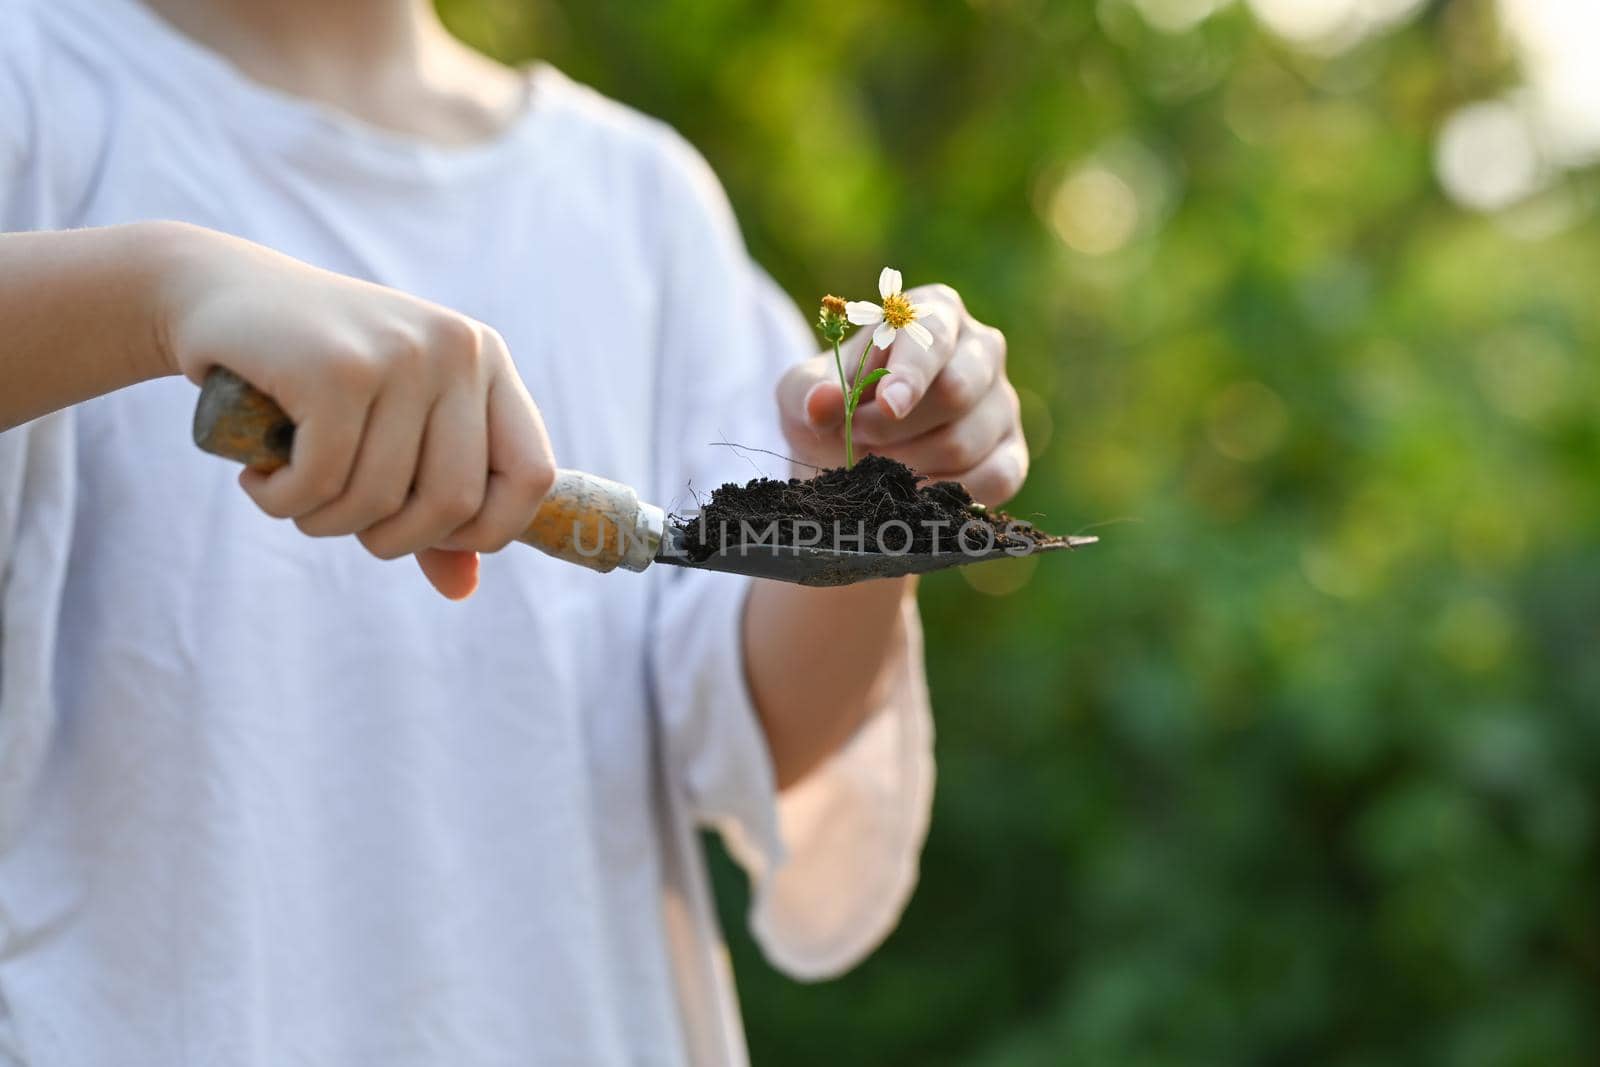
[159,227,557,599]
[777,284,1027,506]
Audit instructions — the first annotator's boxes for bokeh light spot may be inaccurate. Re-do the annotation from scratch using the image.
[1300,515,1400,602]
[1301,543,1365,600]
[1499,0,1600,164]
[1043,140,1181,259]
[1247,0,1425,51]
[1049,166,1141,255]
[961,553,1040,597]
[1207,381,1290,462]
[1248,0,1354,44]
[1131,0,1232,35]
[1435,100,1545,212]
[1017,387,1056,459]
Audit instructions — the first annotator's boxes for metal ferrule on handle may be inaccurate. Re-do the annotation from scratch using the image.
[192,367,659,576]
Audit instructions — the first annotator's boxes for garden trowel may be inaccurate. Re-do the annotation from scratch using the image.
[192,368,1095,587]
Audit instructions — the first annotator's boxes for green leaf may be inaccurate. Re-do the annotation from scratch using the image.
[858,367,892,391]
[849,368,892,410]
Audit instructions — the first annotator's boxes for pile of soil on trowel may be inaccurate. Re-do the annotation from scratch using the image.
[673,453,1059,562]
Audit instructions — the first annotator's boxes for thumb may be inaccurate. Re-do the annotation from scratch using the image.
[803,380,845,429]
[777,355,845,430]
[415,547,480,600]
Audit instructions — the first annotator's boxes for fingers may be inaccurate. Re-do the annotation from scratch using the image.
[775,280,1028,506]
[803,381,846,429]
[240,376,374,519]
[881,380,1019,485]
[776,353,839,433]
[415,547,480,600]
[922,429,1030,508]
[853,325,999,445]
[357,384,488,561]
[873,285,964,420]
[779,331,883,419]
[776,351,852,467]
[173,240,561,597]
[292,375,430,538]
[438,373,558,553]
[247,315,555,597]
[776,286,1022,491]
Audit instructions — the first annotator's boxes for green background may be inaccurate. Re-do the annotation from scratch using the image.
[442,2,1600,1063]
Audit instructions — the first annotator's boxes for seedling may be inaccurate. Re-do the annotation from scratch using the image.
[816,267,933,468]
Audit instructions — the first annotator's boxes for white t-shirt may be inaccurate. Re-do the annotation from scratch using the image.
[0,1,934,1063]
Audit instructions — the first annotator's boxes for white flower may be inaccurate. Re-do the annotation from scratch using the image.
[845,267,934,351]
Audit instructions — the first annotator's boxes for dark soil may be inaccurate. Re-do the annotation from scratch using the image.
[674,454,1058,561]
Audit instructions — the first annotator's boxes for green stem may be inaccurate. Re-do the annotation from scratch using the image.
[852,334,875,394]
[832,337,855,468]
[845,334,877,469]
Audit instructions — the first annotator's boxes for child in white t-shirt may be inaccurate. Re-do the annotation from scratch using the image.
[0,0,1027,1063]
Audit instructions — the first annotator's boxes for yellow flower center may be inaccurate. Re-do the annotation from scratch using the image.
[882,292,916,329]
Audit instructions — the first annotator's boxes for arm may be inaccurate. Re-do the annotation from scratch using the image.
[0,221,556,597]
[0,225,178,431]
[640,135,949,976]
[745,577,917,791]
[755,282,1026,791]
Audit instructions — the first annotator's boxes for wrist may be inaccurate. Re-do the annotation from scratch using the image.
[134,220,226,381]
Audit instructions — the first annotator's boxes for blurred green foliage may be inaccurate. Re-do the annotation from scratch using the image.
[442,1,1600,1063]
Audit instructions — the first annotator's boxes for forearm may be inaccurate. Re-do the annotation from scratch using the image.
[0,222,188,430]
[743,575,919,791]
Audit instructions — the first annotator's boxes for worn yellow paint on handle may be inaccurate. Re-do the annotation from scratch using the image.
[192,367,644,574]
[519,470,640,572]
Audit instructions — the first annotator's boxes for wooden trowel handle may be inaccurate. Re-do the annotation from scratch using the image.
[191,367,662,574]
